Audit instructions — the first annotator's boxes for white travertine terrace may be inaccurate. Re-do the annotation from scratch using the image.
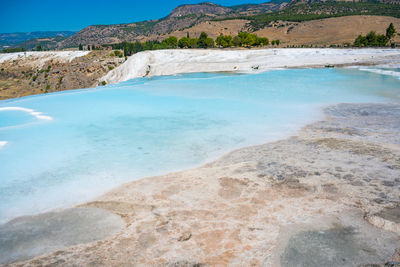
[101,48,400,84]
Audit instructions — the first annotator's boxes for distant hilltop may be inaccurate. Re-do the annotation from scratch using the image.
[58,0,400,49]
[0,31,75,50]
[3,0,400,50]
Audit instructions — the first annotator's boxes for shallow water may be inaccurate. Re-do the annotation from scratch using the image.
[0,68,399,223]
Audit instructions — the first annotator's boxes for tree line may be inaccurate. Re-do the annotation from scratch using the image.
[103,32,279,57]
[353,23,396,47]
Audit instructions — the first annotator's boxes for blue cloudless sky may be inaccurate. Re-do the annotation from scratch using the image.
[0,0,269,33]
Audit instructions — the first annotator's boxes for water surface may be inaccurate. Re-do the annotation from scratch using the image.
[0,68,399,223]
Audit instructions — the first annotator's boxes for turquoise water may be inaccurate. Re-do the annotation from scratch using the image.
[0,68,399,223]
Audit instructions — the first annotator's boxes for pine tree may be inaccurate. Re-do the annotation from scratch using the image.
[78,44,83,50]
[386,23,396,41]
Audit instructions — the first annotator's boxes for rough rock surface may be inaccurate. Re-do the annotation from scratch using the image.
[0,207,124,265]
[0,51,124,100]
[5,103,400,266]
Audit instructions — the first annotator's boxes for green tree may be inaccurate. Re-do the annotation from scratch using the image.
[377,34,388,46]
[114,50,124,57]
[87,45,90,51]
[366,31,378,46]
[197,32,214,48]
[163,36,178,48]
[354,32,387,47]
[78,44,83,50]
[237,32,260,47]
[204,37,214,48]
[354,35,367,47]
[36,45,42,51]
[256,37,269,46]
[275,40,280,45]
[386,23,396,40]
[178,37,191,48]
[188,38,198,48]
[233,36,242,47]
[92,44,96,50]
[216,35,233,48]
[123,46,128,57]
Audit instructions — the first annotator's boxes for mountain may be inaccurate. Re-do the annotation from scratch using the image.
[289,0,400,4]
[23,0,400,49]
[169,2,231,17]
[12,36,70,51]
[0,31,75,50]
[58,1,290,48]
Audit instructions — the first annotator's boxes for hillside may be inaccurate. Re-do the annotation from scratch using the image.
[0,31,75,50]
[12,36,69,51]
[58,1,290,48]
[254,15,400,46]
[0,51,124,99]
[241,1,400,30]
[56,0,400,48]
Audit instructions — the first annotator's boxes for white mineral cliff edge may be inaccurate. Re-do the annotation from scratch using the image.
[101,48,400,84]
[0,51,90,67]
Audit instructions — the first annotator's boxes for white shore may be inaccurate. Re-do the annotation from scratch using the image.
[101,48,400,84]
[0,51,89,67]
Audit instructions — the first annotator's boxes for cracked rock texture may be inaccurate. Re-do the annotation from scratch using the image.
[0,51,124,100]
[4,103,400,266]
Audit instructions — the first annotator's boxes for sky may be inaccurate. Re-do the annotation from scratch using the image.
[0,0,268,33]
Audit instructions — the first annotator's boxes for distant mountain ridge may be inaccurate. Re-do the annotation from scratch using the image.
[0,31,75,50]
[58,1,291,48]
[6,0,400,50]
[58,0,400,48]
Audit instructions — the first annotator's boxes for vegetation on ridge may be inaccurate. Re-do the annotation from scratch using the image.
[106,31,275,56]
[353,23,397,47]
[214,2,400,30]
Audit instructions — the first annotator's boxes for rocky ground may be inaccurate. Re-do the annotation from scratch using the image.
[2,103,399,266]
[0,51,124,100]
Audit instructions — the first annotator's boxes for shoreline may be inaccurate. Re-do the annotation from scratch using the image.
[0,94,325,225]
[102,48,400,85]
[0,48,399,101]
[2,101,399,266]
[0,50,400,266]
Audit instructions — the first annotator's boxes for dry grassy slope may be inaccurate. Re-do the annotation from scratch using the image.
[254,15,400,45]
[58,2,288,48]
[136,15,400,46]
[137,20,250,42]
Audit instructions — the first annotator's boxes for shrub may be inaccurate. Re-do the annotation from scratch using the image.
[216,35,233,48]
[163,36,178,48]
[1,47,26,53]
[197,32,214,48]
[233,36,241,47]
[178,37,191,48]
[386,23,396,40]
[354,31,387,47]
